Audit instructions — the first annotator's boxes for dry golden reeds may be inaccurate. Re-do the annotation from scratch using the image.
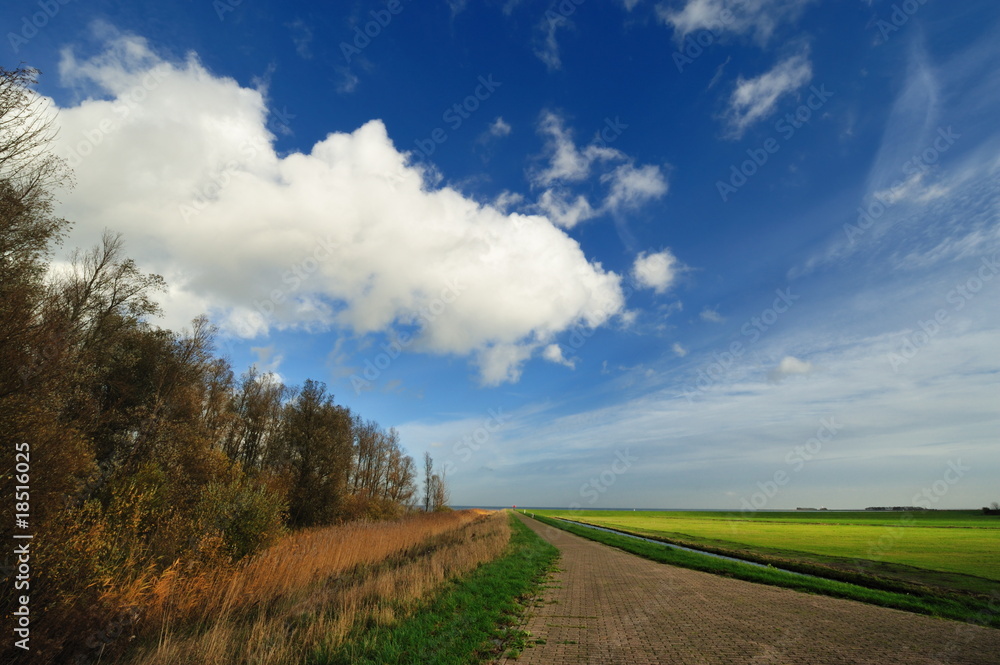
[111,509,509,665]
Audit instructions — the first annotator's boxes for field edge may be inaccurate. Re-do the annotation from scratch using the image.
[525,512,1000,630]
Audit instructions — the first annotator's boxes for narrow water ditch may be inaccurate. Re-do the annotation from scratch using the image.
[548,516,819,579]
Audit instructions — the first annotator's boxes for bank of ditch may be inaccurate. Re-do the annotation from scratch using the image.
[526,513,1000,628]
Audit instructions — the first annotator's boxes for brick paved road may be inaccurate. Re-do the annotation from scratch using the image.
[505,513,1000,665]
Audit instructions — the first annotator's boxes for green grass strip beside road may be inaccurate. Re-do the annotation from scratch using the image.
[313,512,559,665]
[527,513,1000,629]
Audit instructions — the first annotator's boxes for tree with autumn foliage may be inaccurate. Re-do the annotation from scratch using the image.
[0,65,419,665]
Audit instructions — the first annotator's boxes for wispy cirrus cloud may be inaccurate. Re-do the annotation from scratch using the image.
[723,50,812,138]
[534,11,571,71]
[795,31,1000,279]
[410,269,1000,508]
[286,19,313,59]
[657,0,813,45]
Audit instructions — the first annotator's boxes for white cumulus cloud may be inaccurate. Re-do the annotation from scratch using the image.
[632,249,680,294]
[767,355,813,382]
[531,111,621,186]
[700,307,725,323]
[542,343,576,369]
[529,112,668,228]
[49,28,626,386]
[602,163,670,212]
[536,189,599,228]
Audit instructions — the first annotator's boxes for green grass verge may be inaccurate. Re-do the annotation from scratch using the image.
[532,509,1000,586]
[537,509,1000,527]
[312,512,559,665]
[533,509,1000,598]
[527,513,1000,629]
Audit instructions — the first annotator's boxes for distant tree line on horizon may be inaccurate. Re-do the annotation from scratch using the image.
[0,66,445,658]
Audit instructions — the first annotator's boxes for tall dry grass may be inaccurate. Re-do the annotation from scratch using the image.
[100,509,509,665]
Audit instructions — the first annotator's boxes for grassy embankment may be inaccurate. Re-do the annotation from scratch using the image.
[315,512,559,664]
[526,511,1000,628]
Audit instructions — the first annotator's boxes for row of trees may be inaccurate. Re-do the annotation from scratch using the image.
[0,66,445,661]
[423,451,450,512]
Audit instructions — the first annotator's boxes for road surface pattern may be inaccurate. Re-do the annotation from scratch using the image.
[504,513,1000,665]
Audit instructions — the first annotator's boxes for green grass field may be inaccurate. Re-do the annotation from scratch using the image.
[533,510,1000,598]
[525,513,1000,627]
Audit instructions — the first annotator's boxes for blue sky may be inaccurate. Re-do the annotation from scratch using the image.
[6,0,999,509]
